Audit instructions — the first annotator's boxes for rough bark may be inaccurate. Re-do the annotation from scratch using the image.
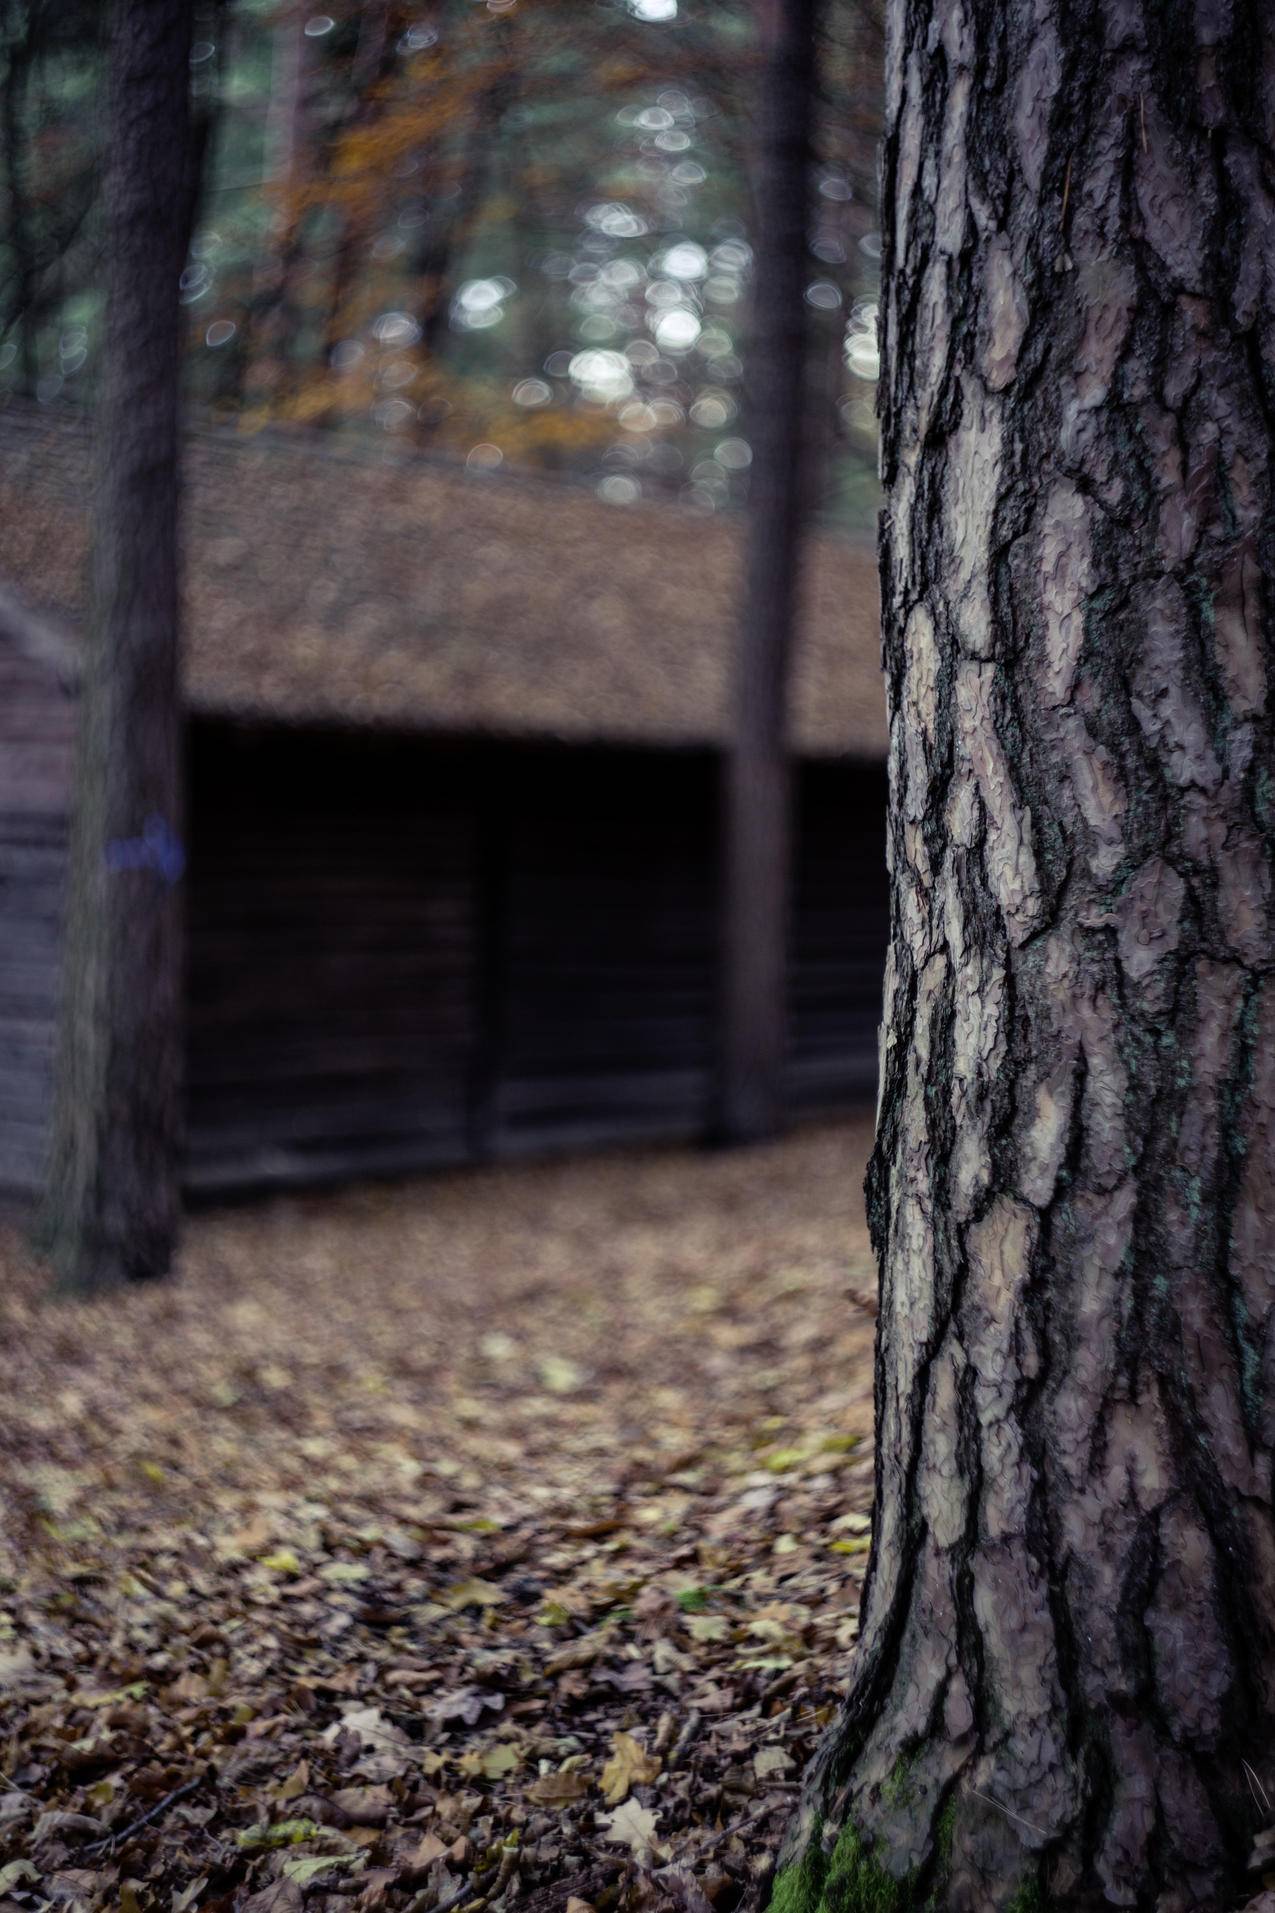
[717,0,816,1144]
[780,1,1275,1907]
[38,0,190,1289]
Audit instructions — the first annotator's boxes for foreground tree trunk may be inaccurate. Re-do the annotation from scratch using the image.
[39,0,190,1289]
[717,0,816,1144]
[780,2,1275,1907]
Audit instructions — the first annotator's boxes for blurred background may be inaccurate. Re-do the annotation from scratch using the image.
[0,8,894,1892]
[0,0,890,1200]
[0,0,882,525]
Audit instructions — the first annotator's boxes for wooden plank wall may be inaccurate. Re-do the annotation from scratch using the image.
[0,702,887,1200]
[788,760,890,1112]
[186,726,480,1193]
[0,642,74,1198]
[492,750,718,1157]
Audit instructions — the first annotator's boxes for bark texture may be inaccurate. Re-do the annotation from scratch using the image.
[718,0,816,1143]
[782,1,1275,1907]
[39,0,190,1288]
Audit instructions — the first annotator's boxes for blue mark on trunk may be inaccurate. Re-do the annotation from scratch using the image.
[104,816,185,884]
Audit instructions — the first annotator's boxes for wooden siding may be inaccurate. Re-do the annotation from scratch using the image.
[493,752,718,1157]
[788,761,890,1111]
[0,643,74,1196]
[186,728,479,1192]
[0,697,888,1201]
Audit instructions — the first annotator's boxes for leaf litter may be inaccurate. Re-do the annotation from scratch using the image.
[0,1119,877,1913]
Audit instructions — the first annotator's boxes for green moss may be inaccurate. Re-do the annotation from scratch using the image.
[771,1788,1051,1913]
[882,1755,918,1812]
[770,1832,831,1913]
[769,1821,919,1913]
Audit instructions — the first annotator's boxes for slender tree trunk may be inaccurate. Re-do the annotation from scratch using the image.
[779,2,1275,1908]
[315,0,393,422]
[716,0,815,1143]
[38,0,190,1290]
[411,34,510,441]
[251,0,310,410]
[1,2,40,395]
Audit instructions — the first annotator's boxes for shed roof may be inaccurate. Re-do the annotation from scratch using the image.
[0,403,885,759]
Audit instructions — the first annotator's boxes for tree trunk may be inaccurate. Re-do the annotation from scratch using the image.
[250,0,311,411]
[780,1,1275,1907]
[1,2,41,395]
[38,0,190,1290]
[716,0,815,1144]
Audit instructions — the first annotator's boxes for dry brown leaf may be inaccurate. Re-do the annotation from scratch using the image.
[243,1882,304,1913]
[329,1784,394,1827]
[599,1732,662,1806]
[527,1770,591,1806]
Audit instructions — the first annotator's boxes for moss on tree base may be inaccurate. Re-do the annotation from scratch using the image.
[769,1815,1041,1913]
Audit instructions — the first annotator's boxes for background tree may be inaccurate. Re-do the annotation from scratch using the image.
[777,0,1275,1906]
[717,0,817,1144]
[38,0,193,1289]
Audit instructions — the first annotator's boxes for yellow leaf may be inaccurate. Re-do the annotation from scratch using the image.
[260,1550,302,1577]
[440,1577,505,1610]
[457,1743,519,1780]
[599,1732,661,1807]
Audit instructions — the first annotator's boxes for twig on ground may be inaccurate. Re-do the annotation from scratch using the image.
[404,1875,478,1913]
[668,1712,703,1770]
[80,1775,205,1858]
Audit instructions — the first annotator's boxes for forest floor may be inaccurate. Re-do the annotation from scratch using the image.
[0,1119,878,1913]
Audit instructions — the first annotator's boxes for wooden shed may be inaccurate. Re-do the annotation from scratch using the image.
[0,403,888,1199]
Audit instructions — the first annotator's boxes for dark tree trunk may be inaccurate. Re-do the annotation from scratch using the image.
[411,39,510,439]
[780,1,1275,1908]
[38,0,191,1290]
[716,0,815,1144]
[316,0,394,418]
[2,2,41,395]
[251,0,310,411]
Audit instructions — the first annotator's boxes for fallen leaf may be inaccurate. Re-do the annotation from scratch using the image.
[431,1685,505,1726]
[537,1356,585,1395]
[599,1798,662,1862]
[242,1884,304,1913]
[599,1731,661,1806]
[274,1761,309,1802]
[329,1784,393,1827]
[407,1833,449,1871]
[31,1810,103,1844]
[259,1550,303,1576]
[280,1853,366,1885]
[527,1770,590,1806]
[234,1819,325,1851]
[458,1743,519,1780]
[440,1577,506,1611]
